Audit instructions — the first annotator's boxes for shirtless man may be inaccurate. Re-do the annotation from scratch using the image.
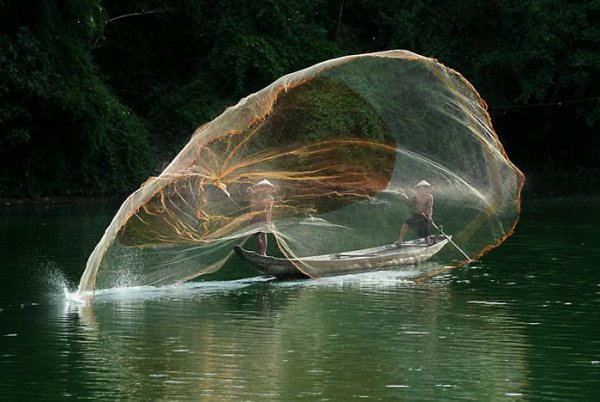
[249,179,276,255]
[395,180,433,246]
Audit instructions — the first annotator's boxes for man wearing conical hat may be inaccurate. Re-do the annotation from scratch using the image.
[249,179,276,255]
[395,180,433,246]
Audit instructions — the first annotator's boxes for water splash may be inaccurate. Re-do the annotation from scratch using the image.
[30,260,77,302]
[70,276,272,304]
[47,269,71,295]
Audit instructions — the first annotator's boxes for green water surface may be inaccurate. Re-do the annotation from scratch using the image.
[0,196,598,401]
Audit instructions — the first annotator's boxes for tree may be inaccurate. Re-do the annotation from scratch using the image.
[0,0,153,196]
[330,0,600,171]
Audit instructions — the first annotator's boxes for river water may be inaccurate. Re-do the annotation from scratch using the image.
[1,195,598,401]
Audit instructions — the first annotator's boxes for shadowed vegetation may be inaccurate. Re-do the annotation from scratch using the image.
[1,0,598,197]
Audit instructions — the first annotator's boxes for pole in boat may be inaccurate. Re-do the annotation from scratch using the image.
[424,214,473,263]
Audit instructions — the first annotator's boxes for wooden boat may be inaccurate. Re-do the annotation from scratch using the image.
[233,235,450,279]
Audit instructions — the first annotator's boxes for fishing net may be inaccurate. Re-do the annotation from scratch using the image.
[76,50,524,296]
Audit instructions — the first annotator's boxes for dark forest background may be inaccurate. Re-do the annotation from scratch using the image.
[1,0,598,197]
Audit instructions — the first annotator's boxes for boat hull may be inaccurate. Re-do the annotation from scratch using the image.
[233,236,450,279]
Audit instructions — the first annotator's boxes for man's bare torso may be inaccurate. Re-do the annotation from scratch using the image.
[413,192,433,217]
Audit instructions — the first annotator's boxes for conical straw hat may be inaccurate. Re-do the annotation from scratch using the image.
[414,180,431,188]
[254,179,276,191]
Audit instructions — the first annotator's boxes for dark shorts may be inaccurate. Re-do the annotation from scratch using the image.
[404,213,429,238]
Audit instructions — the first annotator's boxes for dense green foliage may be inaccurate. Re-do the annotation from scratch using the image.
[0,0,153,196]
[1,0,598,197]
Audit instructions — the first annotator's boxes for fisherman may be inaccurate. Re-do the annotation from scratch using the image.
[248,179,276,255]
[395,180,433,246]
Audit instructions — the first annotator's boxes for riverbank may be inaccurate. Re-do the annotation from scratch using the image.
[0,194,128,208]
[522,170,600,197]
[1,170,598,208]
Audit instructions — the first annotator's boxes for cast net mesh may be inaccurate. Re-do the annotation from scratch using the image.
[76,50,524,296]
